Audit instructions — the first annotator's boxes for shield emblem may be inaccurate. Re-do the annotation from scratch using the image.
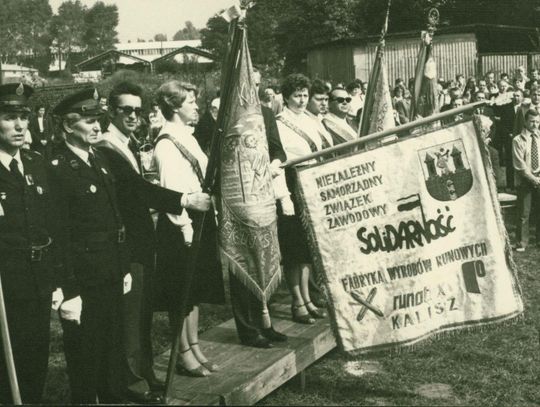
[418,139,473,201]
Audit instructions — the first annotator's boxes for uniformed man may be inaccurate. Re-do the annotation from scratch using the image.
[0,83,61,404]
[48,88,131,404]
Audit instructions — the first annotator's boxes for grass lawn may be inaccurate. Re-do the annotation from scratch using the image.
[43,225,539,406]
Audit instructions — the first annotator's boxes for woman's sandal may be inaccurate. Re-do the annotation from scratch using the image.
[291,303,315,325]
[305,301,327,319]
[176,348,211,377]
[190,342,220,372]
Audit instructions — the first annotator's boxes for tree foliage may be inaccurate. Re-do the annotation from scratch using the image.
[173,21,201,40]
[0,0,119,72]
[83,2,119,55]
[200,0,540,75]
[154,33,168,42]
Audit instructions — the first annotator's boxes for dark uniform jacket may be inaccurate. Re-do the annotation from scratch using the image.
[47,143,129,299]
[96,145,184,269]
[0,149,58,300]
[29,115,53,156]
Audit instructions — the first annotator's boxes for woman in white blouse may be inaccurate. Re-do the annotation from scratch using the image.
[276,74,330,325]
[153,80,224,377]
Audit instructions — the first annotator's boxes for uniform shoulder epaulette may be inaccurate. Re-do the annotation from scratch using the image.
[21,148,42,161]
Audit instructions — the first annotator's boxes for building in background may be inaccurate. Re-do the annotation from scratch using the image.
[307,24,540,84]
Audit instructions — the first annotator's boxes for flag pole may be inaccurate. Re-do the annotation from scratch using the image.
[0,275,22,405]
[163,14,245,404]
[358,0,391,137]
[283,101,486,168]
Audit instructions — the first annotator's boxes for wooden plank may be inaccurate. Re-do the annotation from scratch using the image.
[155,299,337,406]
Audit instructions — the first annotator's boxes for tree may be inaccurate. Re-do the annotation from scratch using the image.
[173,21,201,40]
[50,0,87,71]
[84,2,119,55]
[200,15,230,62]
[154,33,168,42]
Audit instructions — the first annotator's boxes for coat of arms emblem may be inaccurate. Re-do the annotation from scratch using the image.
[419,139,473,201]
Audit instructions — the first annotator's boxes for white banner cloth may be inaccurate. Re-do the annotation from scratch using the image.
[295,120,523,355]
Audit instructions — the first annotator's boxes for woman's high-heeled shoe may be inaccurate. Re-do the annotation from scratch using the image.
[305,301,327,319]
[176,348,211,377]
[190,342,220,372]
[291,304,315,324]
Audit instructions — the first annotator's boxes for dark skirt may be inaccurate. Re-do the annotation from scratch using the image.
[153,208,225,314]
[277,166,312,267]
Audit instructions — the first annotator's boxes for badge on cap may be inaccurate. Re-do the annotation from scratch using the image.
[0,192,6,200]
[25,174,34,186]
[89,184,97,193]
[36,186,43,195]
[16,83,24,96]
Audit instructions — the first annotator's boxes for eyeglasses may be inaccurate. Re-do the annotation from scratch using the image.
[331,97,352,104]
[117,106,142,116]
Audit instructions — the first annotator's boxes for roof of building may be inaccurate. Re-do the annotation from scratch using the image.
[115,39,201,52]
[0,64,38,72]
[152,46,217,64]
[75,49,151,71]
[308,24,540,53]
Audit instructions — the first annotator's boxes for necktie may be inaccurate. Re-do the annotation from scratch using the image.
[531,134,539,173]
[88,152,97,169]
[9,158,24,184]
[128,137,142,171]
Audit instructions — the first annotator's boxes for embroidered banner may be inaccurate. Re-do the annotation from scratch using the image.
[295,119,523,355]
[218,27,281,311]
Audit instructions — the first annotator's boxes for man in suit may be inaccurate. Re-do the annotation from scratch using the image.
[514,86,540,137]
[48,88,131,404]
[0,83,61,404]
[96,81,211,402]
[513,108,540,252]
[29,105,52,157]
[323,88,358,145]
[493,89,524,189]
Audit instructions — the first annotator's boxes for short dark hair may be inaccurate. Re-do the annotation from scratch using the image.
[108,81,144,109]
[346,81,361,93]
[310,79,327,98]
[525,108,540,120]
[281,74,310,101]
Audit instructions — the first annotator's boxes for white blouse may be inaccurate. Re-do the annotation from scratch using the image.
[276,107,330,165]
[153,121,208,228]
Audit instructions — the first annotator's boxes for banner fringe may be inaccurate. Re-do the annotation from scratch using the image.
[220,249,282,305]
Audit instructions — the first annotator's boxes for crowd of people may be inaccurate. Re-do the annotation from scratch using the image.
[1,62,539,405]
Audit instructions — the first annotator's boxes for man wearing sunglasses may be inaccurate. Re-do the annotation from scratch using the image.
[322,87,359,145]
[97,81,212,404]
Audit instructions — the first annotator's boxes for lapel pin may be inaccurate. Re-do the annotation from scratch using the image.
[70,160,80,170]
[25,174,34,186]
[101,167,108,175]
[36,186,43,195]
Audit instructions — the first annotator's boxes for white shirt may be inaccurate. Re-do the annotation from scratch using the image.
[153,121,208,227]
[277,107,328,165]
[65,142,93,167]
[37,116,44,133]
[102,123,140,174]
[0,149,23,174]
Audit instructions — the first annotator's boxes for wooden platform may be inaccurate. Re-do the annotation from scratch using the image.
[154,299,337,405]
